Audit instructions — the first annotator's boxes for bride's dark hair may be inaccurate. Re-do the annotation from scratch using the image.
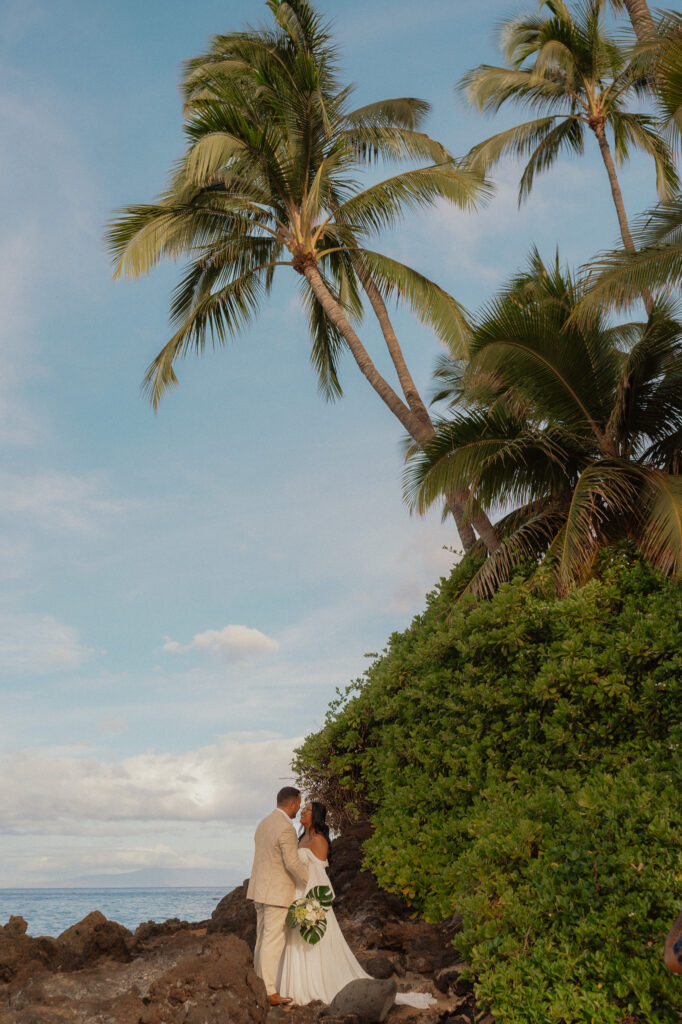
[300,801,332,862]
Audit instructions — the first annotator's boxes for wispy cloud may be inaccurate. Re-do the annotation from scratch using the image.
[0,470,126,534]
[0,611,90,674]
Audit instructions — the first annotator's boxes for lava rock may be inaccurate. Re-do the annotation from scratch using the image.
[2,918,27,939]
[0,929,58,985]
[328,978,397,1022]
[208,880,257,950]
[358,953,394,980]
[142,933,267,1024]
[56,910,132,969]
[133,918,191,945]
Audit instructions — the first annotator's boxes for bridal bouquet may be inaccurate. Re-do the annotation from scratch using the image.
[286,885,333,945]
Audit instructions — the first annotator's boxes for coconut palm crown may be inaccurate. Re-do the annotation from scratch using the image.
[405,249,682,597]
[458,0,677,279]
[105,0,499,551]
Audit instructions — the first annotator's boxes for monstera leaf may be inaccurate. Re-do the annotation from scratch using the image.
[306,885,333,907]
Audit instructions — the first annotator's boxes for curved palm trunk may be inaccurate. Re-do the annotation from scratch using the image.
[592,122,654,314]
[352,261,483,550]
[622,0,657,43]
[301,260,499,553]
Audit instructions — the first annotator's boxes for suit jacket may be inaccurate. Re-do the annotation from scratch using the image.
[246,809,309,907]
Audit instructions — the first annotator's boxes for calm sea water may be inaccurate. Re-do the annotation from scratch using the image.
[0,887,233,938]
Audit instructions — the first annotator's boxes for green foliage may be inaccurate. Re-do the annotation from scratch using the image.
[294,551,682,1022]
[458,0,678,207]
[404,249,682,596]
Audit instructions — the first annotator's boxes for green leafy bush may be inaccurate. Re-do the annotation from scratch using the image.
[294,551,682,1022]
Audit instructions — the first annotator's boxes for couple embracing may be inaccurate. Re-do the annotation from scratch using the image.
[247,785,369,1006]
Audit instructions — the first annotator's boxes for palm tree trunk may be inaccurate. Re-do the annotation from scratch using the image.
[354,263,432,424]
[592,121,654,314]
[355,267,486,549]
[621,0,657,43]
[302,259,499,553]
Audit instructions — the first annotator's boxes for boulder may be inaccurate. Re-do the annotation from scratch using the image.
[55,910,132,969]
[2,918,27,939]
[327,978,397,1022]
[0,929,58,984]
[357,953,394,980]
[208,880,257,949]
[141,933,267,1024]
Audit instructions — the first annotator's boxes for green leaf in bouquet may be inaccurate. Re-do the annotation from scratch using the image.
[301,919,328,945]
[305,885,333,908]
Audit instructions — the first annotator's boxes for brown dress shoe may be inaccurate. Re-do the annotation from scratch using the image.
[269,994,294,1006]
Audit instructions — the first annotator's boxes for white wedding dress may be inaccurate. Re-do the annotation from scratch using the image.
[276,847,435,1008]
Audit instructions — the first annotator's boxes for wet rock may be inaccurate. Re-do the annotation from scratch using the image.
[208,879,257,950]
[328,978,397,1022]
[55,910,132,969]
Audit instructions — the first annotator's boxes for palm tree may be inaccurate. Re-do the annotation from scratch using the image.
[404,249,682,597]
[577,11,682,314]
[578,197,682,313]
[458,0,678,313]
[610,0,657,44]
[106,0,498,552]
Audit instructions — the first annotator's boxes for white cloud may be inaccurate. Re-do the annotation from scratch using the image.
[163,624,279,661]
[0,732,301,830]
[0,612,90,674]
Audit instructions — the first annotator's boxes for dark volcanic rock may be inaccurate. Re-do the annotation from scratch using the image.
[0,930,267,1024]
[358,953,395,979]
[141,932,267,1024]
[0,925,58,985]
[328,978,397,1022]
[55,910,132,969]
[133,917,191,945]
[208,879,257,949]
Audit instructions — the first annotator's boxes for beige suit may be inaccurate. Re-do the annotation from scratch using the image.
[247,809,309,995]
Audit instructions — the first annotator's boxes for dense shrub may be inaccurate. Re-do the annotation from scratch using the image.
[294,551,682,1023]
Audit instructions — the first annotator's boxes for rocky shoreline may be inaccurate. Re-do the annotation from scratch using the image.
[0,823,492,1024]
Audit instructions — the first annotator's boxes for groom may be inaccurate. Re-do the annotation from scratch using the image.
[247,786,309,1006]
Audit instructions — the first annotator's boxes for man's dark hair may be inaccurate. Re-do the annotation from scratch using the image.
[277,786,301,805]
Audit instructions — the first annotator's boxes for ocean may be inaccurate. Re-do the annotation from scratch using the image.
[0,887,233,938]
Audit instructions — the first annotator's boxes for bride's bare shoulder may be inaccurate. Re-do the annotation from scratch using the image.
[308,832,329,861]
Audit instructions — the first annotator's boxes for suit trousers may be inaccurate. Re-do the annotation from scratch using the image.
[254,902,289,995]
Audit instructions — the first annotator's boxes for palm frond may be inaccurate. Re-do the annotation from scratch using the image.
[638,469,682,574]
[343,97,431,130]
[354,249,472,355]
[331,165,491,237]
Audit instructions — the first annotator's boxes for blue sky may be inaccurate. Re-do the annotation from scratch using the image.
[0,0,660,888]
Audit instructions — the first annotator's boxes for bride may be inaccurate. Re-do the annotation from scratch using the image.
[276,801,434,1008]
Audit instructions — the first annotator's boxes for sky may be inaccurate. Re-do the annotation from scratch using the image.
[0,0,661,889]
